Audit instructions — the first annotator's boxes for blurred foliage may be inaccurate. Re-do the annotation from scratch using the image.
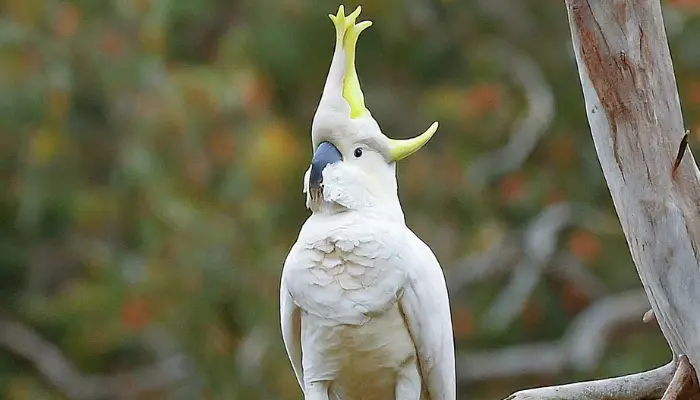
[2,0,700,399]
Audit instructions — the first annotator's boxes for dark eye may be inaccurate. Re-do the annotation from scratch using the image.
[354,148,363,158]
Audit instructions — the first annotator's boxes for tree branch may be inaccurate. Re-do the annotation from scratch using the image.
[0,315,193,399]
[564,0,700,368]
[662,355,700,400]
[503,0,700,397]
[483,203,572,330]
[506,361,675,400]
[449,202,610,332]
[468,39,555,186]
[458,290,651,383]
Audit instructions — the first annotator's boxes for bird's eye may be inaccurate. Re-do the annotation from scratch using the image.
[354,148,363,158]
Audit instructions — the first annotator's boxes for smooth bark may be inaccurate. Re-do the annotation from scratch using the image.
[566,0,700,366]
[506,1,700,398]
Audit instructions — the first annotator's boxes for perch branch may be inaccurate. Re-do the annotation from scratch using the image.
[505,362,675,400]
[504,356,698,400]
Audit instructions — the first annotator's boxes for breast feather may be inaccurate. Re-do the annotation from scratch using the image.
[287,233,408,326]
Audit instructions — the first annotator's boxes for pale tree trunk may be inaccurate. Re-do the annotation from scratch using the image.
[507,0,700,399]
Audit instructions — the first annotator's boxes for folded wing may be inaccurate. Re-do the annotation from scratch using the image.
[399,230,456,400]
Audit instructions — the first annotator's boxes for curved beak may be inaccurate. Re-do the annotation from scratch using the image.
[310,142,343,190]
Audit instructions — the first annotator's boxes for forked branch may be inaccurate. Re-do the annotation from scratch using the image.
[506,0,700,397]
[662,355,700,400]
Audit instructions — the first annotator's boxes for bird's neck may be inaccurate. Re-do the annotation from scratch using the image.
[310,191,405,222]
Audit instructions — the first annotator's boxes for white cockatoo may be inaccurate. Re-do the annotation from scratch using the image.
[280,5,456,400]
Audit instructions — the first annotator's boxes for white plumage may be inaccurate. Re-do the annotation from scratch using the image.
[280,5,456,400]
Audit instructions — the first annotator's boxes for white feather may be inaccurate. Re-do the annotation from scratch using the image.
[281,207,456,399]
[281,6,453,398]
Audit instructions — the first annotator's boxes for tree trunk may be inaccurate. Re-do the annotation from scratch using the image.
[507,0,700,398]
[566,0,700,364]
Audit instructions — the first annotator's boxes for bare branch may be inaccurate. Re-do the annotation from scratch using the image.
[566,291,653,371]
[468,39,555,186]
[0,315,193,399]
[549,250,609,299]
[458,291,651,383]
[449,202,608,297]
[447,234,521,289]
[483,204,571,329]
[449,201,612,339]
[565,0,700,365]
[502,0,700,396]
[662,355,700,400]
[479,203,608,330]
[505,361,675,400]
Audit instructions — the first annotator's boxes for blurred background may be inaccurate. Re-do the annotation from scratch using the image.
[3,0,700,398]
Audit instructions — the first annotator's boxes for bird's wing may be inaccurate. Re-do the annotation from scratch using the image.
[399,230,456,400]
[280,251,304,393]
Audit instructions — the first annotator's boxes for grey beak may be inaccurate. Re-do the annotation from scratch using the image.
[310,141,343,190]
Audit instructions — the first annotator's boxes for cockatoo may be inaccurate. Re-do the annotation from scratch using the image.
[280,5,456,400]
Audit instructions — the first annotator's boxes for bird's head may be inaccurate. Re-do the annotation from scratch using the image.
[304,5,438,218]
